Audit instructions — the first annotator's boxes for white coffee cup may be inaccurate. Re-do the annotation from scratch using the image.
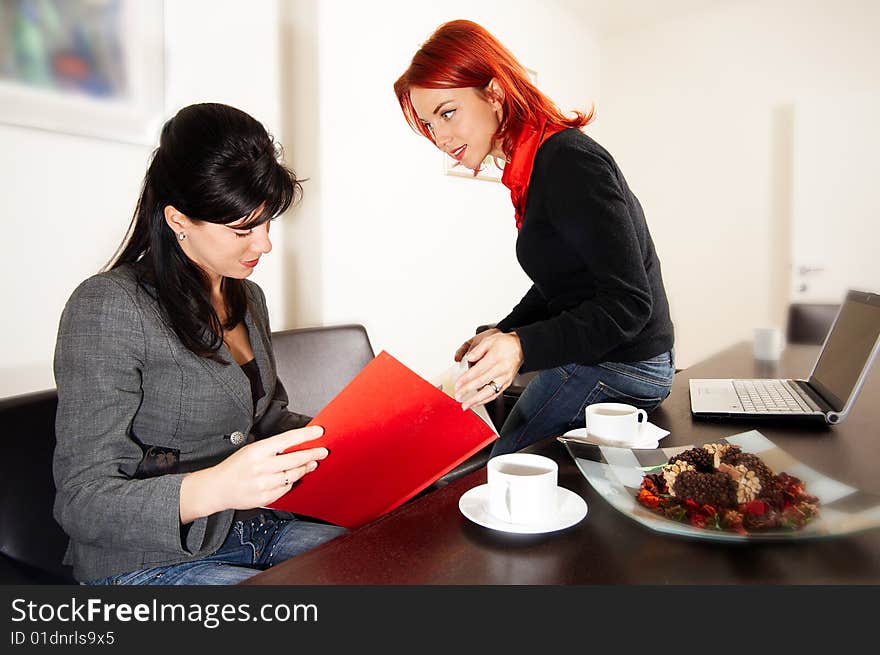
[584,402,648,444]
[754,327,785,361]
[487,453,558,524]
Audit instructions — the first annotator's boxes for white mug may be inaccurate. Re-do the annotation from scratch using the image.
[584,402,647,444]
[754,327,785,361]
[487,453,558,524]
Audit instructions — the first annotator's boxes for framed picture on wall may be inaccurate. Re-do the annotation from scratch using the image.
[0,0,164,146]
[443,67,537,183]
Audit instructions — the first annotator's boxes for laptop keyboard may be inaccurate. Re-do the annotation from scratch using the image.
[733,379,812,413]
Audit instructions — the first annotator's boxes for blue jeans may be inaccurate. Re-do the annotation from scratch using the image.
[491,350,675,456]
[85,513,346,585]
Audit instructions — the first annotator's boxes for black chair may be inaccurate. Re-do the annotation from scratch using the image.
[0,325,380,585]
[0,390,75,584]
[0,323,487,582]
[272,324,376,418]
[786,303,840,345]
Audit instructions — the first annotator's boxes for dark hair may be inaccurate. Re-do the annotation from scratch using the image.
[107,102,302,363]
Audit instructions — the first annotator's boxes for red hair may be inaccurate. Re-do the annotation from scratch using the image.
[394,19,594,157]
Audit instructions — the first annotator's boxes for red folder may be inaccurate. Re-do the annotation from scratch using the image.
[267,351,498,529]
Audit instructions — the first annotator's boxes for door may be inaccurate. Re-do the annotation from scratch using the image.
[791,95,880,302]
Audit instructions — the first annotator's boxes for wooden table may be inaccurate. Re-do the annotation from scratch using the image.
[244,342,880,585]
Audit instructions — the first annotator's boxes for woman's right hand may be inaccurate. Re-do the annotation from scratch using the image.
[454,327,500,362]
[180,425,328,523]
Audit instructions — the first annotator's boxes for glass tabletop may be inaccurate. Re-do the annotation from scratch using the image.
[564,429,880,542]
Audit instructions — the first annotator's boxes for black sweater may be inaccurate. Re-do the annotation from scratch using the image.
[495,129,674,372]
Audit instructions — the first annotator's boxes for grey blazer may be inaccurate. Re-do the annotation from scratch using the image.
[53,263,308,582]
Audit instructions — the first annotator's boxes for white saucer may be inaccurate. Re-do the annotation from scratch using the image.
[559,423,667,449]
[458,484,588,534]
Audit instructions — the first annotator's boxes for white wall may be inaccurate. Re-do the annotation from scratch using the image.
[1,0,600,397]
[594,0,880,368]
[278,0,323,327]
[0,0,286,396]
[0,125,149,396]
[0,0,284,397]
[287,0,600,379]
[12,0,873,398]
[163,0,286,325]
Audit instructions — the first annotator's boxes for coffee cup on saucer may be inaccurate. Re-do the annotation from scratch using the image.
[487,453,558,524]
[459,454,588,533]
[584,402,648,446]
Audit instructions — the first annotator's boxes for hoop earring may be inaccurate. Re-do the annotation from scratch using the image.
[177,232,187,241]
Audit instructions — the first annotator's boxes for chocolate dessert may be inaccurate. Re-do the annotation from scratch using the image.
[637,443,820,534]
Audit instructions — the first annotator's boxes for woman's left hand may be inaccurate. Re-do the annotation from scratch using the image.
[453,331,524,411]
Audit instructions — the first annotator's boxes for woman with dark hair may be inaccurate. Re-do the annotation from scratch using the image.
[53,103,344,585]
[395,20,675,456]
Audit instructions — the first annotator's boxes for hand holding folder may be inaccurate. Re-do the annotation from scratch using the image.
[267,351,498,529]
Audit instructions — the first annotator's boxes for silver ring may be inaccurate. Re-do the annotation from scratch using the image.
[283,471,290,486]
[488,380,501,394]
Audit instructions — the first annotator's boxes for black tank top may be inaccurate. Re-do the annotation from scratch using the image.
[239,358,264,411]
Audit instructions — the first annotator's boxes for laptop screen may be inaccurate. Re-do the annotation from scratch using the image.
[808,291,880,411]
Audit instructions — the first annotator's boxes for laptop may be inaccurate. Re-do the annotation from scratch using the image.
[690,289,880,425]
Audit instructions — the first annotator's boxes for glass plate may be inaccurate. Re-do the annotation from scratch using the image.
[563,429,880,542]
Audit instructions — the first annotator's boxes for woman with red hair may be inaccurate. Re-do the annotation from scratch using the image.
[395,20,675,456]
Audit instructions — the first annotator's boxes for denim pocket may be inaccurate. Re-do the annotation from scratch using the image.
[554,363,579,380]
[118,567,168,585]
[589,379,664,405]
[577,378,671,419]
[87,565,168,586]
[598,352,675,387]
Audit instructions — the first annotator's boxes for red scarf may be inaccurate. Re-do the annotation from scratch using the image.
[501,119,566,229]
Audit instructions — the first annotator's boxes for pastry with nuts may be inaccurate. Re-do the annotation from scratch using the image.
[637,443,820,534]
